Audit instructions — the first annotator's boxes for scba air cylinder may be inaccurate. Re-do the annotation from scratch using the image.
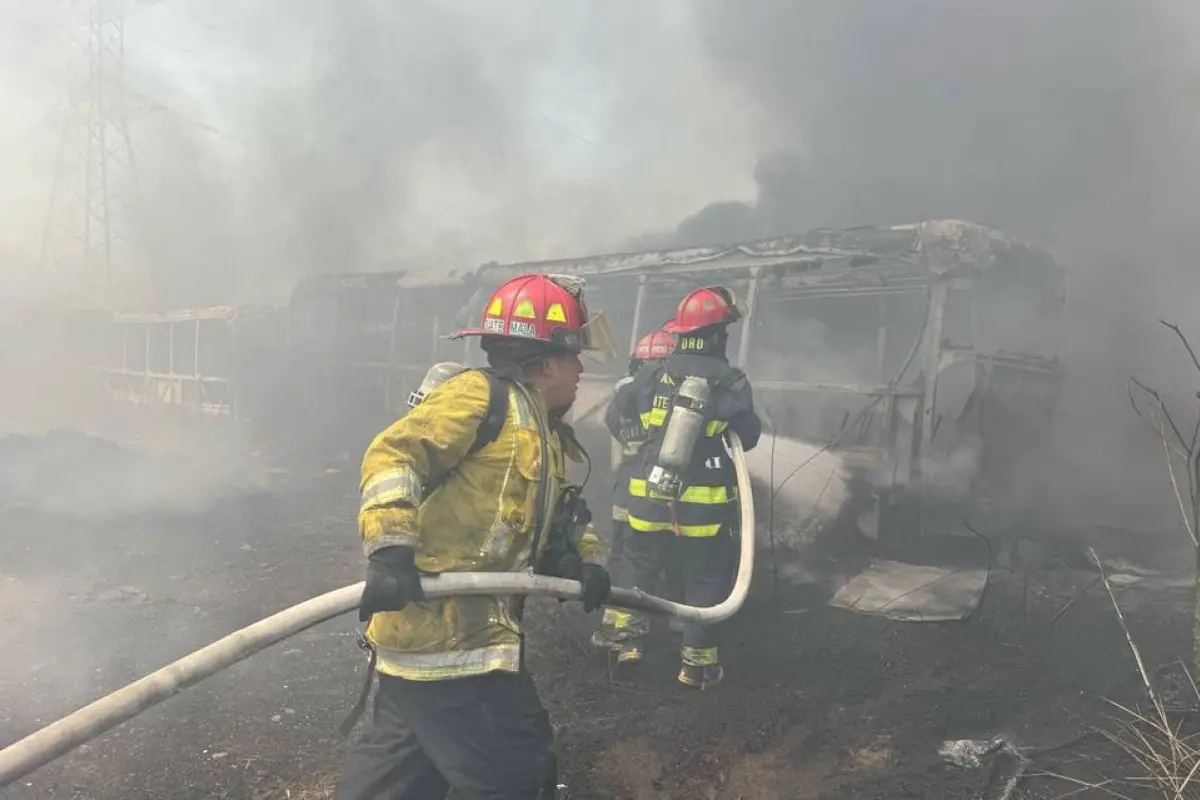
[408,362,469,409]
[648,375,711,496]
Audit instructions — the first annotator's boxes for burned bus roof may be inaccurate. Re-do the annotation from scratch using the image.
[292,219,1060,299]
[108,305,278,324]
[477,219,1059,284]
[289,268,476,302]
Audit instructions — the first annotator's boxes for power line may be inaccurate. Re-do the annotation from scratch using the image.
[36,0,164,309]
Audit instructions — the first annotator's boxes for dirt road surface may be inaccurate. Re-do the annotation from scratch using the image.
[1,466,1192,799]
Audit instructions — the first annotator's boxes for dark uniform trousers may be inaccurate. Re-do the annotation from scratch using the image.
[607,455,637,586]
[622,526,736,649]
[336,668,557,800]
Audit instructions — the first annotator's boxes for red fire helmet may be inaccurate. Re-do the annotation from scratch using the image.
[662,286,741,335]
[633,325,676,361]
[452,273,593,353]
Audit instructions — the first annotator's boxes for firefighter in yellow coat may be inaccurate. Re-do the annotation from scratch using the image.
[336,273,612,800]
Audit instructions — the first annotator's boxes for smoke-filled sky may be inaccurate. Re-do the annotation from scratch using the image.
[0,0,769,307]
[1,1,1198,304]
[678,1,1173,245]
[3,0,1200,525]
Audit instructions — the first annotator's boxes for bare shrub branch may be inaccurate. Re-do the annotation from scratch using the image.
[1092,546,1200,797]
[1160,320,1200,377]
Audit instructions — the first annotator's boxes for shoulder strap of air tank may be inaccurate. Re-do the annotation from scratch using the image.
[711,362,741,390]
[423,368,510,497]
[471,368,511,456]
[662,354,722,393]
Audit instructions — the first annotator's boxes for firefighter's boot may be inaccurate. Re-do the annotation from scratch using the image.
[677,646,723,690]
[614,640,644,678]
[591,608,635,652]
[590,629,619,651]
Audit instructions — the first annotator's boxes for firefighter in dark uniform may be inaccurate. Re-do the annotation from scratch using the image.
[591,324,677,652]
[608,287,761,689]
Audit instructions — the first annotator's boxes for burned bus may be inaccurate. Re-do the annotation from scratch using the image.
[56,304,287,455]
[58,217,1063,571]
[280,219,1064,560]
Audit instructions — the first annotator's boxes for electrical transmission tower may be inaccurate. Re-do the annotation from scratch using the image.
[37,0,162,309]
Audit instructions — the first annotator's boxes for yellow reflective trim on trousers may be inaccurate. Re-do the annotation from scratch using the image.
[638,408,727,438]
[602,608,633,629]
[628,478,732,505]
[626,516,722,537]
[681,645,719,666]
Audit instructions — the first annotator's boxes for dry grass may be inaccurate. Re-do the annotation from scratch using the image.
[1090,548,1200,800]
[1101,697,1200,800]
[1117,319,1200,798]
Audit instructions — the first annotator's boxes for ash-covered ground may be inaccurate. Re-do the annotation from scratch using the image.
[1,435,1194,800]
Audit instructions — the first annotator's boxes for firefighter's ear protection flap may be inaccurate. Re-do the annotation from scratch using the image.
[579,310,618,363]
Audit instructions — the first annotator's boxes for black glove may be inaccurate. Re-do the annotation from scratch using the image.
[577,563,612,613]
[359,546,426,622]
[545,553,611,613]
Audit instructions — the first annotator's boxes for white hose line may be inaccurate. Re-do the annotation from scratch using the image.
[0,433,753,787]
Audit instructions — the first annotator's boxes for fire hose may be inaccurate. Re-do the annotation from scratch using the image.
[0,433,754,788]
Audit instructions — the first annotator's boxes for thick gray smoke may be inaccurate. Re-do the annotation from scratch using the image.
[237,1,530,277]
[120,0,543,306]
[5,0,1200,527]
[641,0,1171,249]
[626,1,1200,534]
[114,0,761,307]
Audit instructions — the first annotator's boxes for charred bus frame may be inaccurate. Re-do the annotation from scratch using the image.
[67,305,286,443]
[470,220,1064,549]
[281,220,1063,551]
[74,220,1059,547]
[83,306,243,417]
